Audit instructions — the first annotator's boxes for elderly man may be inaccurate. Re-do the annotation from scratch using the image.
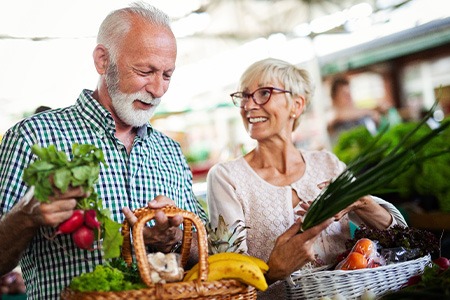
[0,3,206,299]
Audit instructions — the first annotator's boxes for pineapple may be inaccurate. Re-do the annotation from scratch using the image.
[206,215,249,254]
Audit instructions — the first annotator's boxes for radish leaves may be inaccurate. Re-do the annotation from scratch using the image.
[23,143,123,259]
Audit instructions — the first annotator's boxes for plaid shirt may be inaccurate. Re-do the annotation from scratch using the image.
[0,89,207,299]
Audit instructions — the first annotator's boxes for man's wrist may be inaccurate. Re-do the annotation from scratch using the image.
[170,240,182,253]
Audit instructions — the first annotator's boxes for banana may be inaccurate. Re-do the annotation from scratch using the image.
[186,259,268,291]
[183,252,269,282]
[209,252,269,273]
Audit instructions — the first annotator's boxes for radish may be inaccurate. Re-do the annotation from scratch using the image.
[54,210,84,236]
[72,225,95,250]
[84,209,101,229]
[405,274,422,286]
[433,257,450,271]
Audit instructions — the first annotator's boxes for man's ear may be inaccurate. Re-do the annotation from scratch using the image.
[93,44,109,75]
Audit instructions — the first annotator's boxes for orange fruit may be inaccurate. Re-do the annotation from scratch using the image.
[338,252,368,270]
[352,238,374,259]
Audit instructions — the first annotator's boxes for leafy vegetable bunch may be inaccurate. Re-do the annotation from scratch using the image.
[23,143,123,259]
[69,261,145,292]
[301,101,450,231]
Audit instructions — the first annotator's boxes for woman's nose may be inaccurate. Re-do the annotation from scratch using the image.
[243,96,259,111]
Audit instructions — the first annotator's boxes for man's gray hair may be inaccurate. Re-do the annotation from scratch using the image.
[97,1,171,62]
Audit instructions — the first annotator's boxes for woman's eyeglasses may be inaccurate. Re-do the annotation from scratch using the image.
[230,87,292,108]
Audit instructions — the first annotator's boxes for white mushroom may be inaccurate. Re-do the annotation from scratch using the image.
[147,252,184,283]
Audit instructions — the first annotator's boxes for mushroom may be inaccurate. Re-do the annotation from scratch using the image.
[147,252,184,283]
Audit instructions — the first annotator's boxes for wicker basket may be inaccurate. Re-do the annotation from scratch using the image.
[284,254,431,299]
[61,206,257,300]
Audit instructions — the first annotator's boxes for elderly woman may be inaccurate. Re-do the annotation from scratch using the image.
[206,58,406,299]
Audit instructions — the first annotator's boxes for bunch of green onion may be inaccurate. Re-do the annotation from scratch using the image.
[301,100,450,231]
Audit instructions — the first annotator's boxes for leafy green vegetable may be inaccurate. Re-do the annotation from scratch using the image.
[102,217,124,259]
[23,143,106,201]
[109,257,142,284]
[301,101,450,231]
[69,264,145,292]
[333,126,373,163]
[23,143,123,259]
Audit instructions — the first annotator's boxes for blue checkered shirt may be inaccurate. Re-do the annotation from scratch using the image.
[0,89,207,299]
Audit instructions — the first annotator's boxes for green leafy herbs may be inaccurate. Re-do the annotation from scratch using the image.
[108,257,142,284]
[69,264,145,292]
[22,143,123,259]
[301,101,450,231]
[23,144,106,202]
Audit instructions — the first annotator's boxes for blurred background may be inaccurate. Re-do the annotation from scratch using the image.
[1,0,450,232]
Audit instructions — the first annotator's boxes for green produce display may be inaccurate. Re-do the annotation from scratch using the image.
[333,116,450,213]
[301,102,450,231]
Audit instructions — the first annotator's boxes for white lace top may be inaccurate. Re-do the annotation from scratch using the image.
[206,149,406,299]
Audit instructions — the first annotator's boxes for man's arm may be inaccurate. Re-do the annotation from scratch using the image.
[0,186,85,276]
[0,188,38,275]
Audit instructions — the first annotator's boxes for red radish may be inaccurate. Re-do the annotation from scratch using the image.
[72,225,95,250]
[405,274,422,286]
[54,210,84,236]
[84,209,101,229]
[433,257,450,271]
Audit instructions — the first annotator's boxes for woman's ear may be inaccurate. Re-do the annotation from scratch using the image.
[291,95,306,118]
[93,44,109,75]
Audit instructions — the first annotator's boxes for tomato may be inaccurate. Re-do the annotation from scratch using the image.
[352,238,375,259]
[338,252,368,270]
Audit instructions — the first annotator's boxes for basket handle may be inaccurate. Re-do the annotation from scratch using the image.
[121,206,209,287]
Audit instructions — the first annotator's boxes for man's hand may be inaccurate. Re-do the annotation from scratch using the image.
[20,185,87,229]
[122,195,183,253]
[0,269,25,295]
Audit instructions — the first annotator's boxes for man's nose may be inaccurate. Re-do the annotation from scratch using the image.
[145,76,166,98]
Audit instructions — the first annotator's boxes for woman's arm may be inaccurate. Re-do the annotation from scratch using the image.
[206,164,247,252]
[336,195,407,230]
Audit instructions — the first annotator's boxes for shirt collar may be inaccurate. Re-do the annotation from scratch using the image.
[76,89,154,139]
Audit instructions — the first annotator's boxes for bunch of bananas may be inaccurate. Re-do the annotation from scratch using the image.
[183,252,269,291]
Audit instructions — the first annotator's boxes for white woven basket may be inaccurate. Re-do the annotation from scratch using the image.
[284,255,431,299]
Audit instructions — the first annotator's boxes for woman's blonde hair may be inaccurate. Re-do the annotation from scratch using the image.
[237,58,315,130]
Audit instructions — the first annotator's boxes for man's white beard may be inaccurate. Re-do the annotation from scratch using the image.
[111,90,161,127]
[105,61,161,127]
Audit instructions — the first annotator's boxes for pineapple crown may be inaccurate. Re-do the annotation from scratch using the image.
[206,215,249,254]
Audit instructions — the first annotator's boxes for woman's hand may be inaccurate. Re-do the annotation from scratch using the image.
[265,217,332,283]
[295,200,312,217]
[333,196,369,221]
[122,195,183,253]
[335,195,393,229]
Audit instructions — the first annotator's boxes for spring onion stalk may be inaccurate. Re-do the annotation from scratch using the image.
[301,101,450,231]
